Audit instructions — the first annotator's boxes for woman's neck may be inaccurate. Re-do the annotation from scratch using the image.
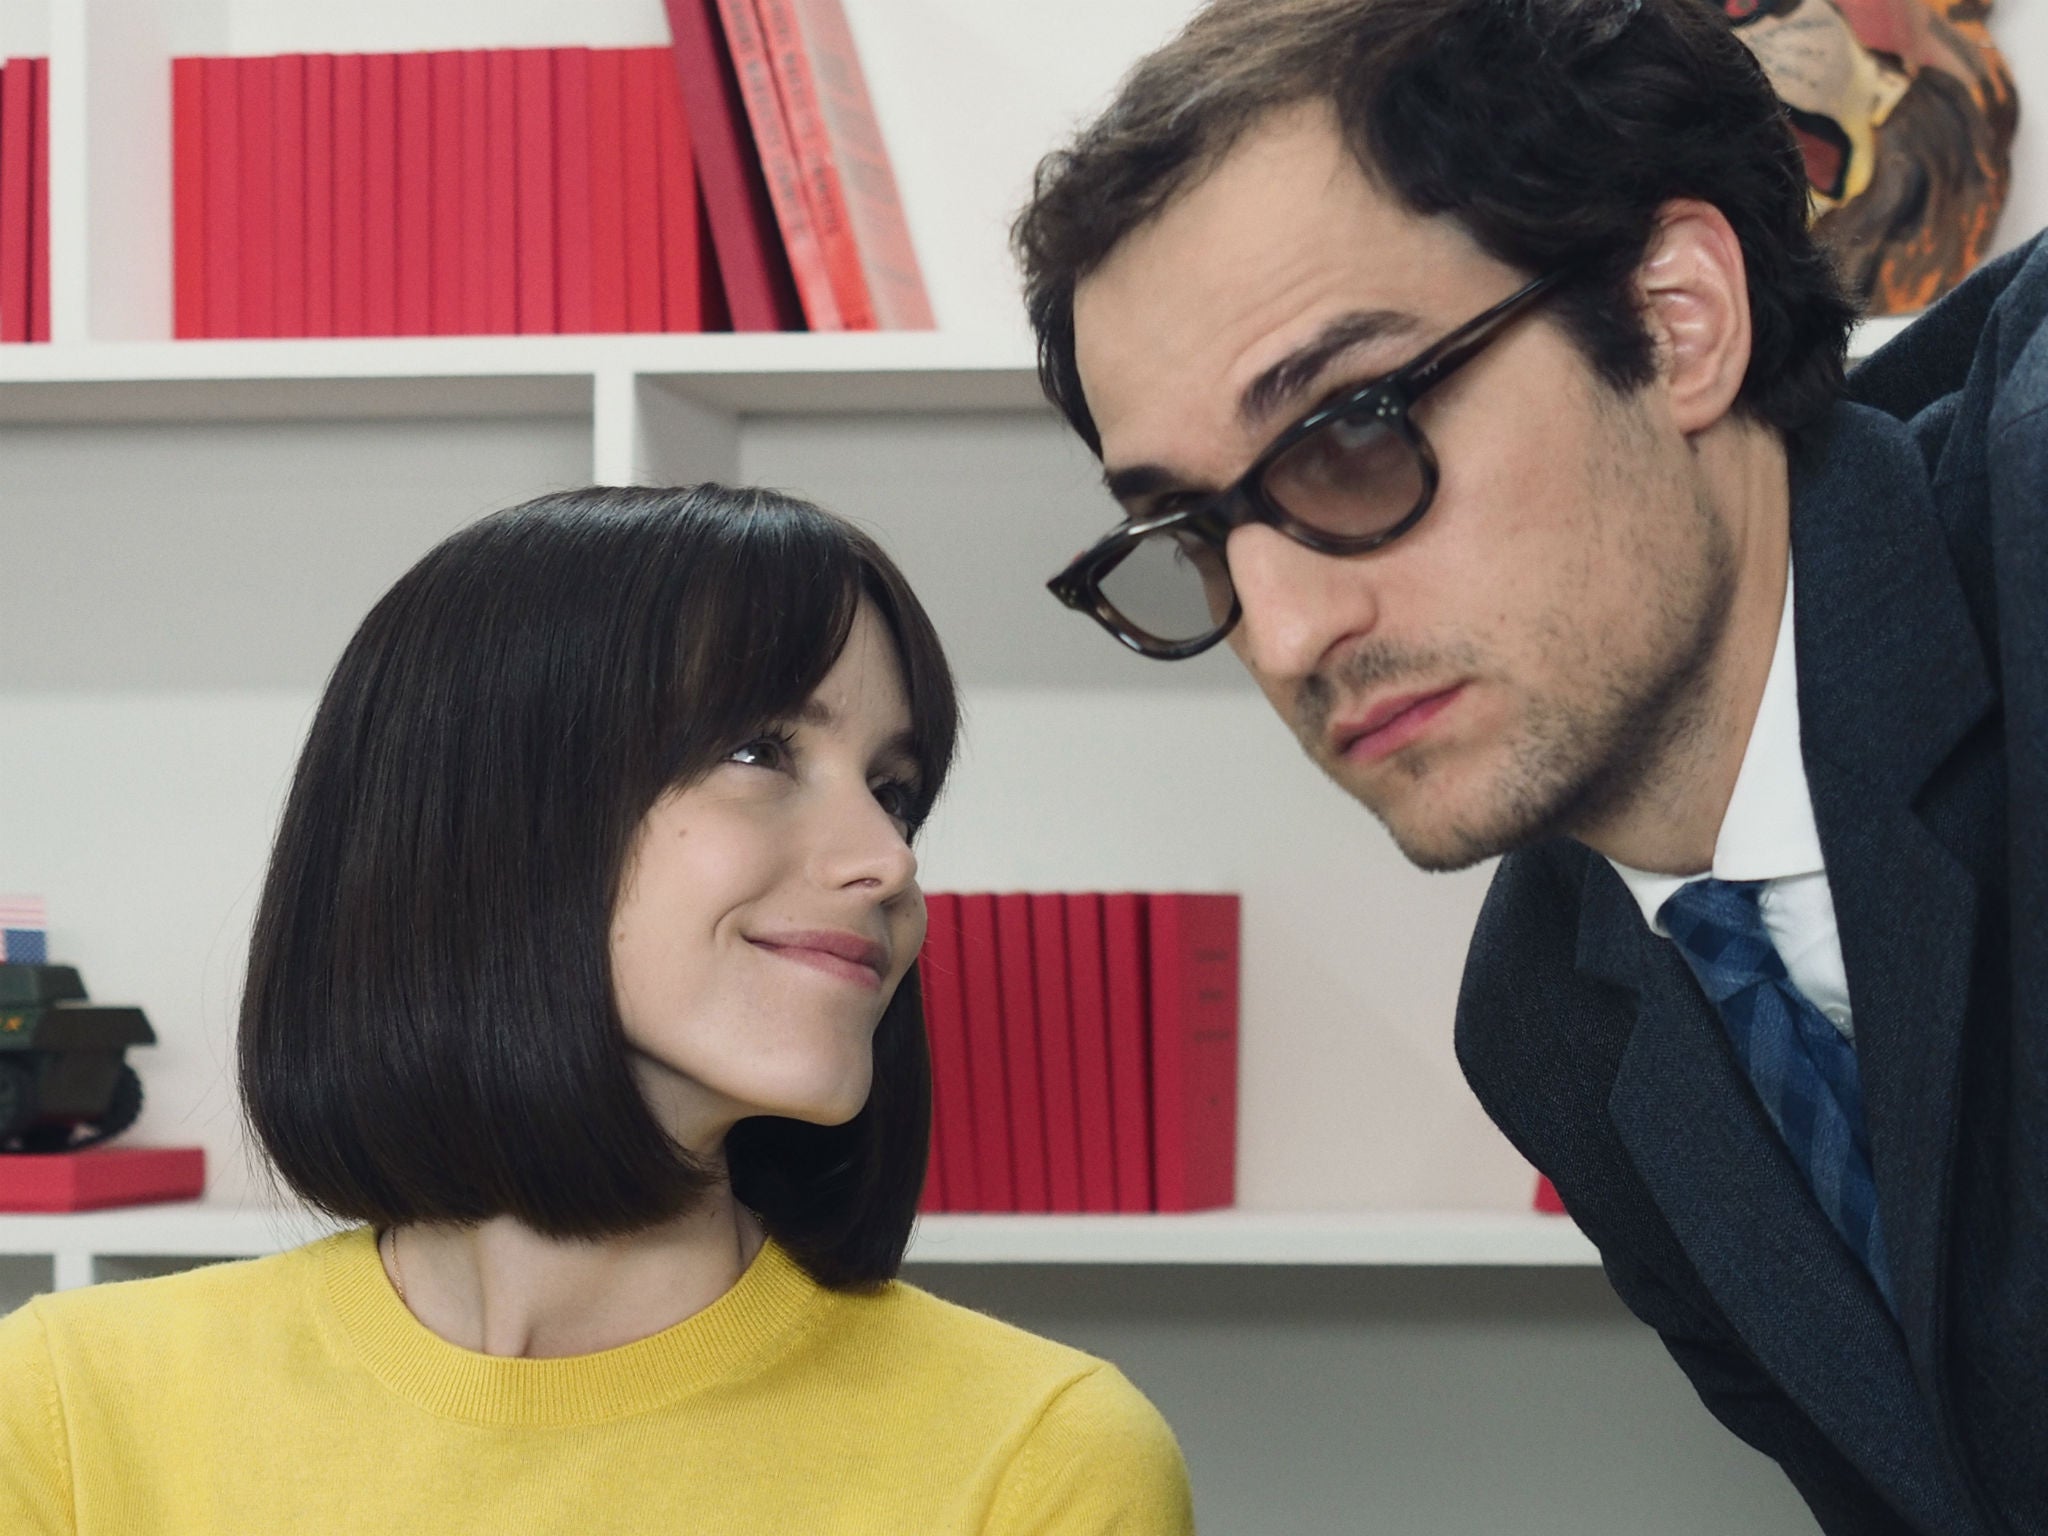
[382,1183,766,1359]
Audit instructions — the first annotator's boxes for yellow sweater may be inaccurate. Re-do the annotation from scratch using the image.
[0,1228,1193,1534]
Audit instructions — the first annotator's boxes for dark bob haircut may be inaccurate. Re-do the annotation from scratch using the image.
[1013,0,1859,455]
[239,484,958,1292]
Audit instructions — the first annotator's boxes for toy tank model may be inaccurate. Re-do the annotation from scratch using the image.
[0,963,153,1152]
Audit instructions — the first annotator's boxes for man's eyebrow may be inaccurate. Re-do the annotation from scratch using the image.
[1237,309,1424,429]
[1101,461,1200,509]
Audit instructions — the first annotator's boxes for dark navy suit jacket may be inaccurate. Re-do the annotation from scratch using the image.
[1455,233,2048,1536]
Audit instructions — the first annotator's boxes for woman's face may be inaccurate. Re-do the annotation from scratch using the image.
[609,600,928,1149]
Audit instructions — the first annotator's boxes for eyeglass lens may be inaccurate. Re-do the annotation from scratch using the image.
[1099,409,1427,646]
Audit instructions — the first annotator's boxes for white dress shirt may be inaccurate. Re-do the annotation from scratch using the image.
[1606,569,1855,1039]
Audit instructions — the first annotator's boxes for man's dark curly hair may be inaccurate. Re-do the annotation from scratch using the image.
[1013,0,1857,455]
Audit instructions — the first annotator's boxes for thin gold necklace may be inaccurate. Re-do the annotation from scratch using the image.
[384,1225,408,1307]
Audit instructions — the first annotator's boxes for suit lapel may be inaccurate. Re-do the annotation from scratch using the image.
[1788,403,1996,1384]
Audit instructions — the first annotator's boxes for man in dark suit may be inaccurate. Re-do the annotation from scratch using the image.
[1012,0,2045,1530]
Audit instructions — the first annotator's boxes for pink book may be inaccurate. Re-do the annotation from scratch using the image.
[303,53,335,336]
[710,0,840,329]
[271,55,307,337]
[483,50,518,335]
[993,893,1049,1212]
[201,56,240,338]
[920,893,977,1212]
[172,57,208,337]
[513,50,555,333]
[955,894,1014,1212]
[1029,894,1085,1213]
[661,0,802,331]
[586,49,629,333]
[651,44,703,332]
[552,48,595,335]
[28,56,50,341]
[752,0,873,329]
[362,54,399,335]
[331,54,367,337]
[395,51,432,335]
[459,51,489,335]
[786,0,933,328]
[237,56,276,337]
[1102,892,1153,1212]
[1145,893,1239,1211]
[1064,893,1119,1213]
[429,51,464,336]
[620,49,665,334]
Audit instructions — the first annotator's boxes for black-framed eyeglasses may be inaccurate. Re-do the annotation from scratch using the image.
[1046,267,1573,660]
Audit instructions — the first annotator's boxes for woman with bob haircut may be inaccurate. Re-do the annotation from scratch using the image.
[0,484,1194,1535]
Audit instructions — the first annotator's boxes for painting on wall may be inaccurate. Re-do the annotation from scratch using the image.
[1727,0,2019,313]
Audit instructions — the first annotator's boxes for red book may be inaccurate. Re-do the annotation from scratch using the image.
[711,0,840,330]
[513,50,555,333]
[993,894,1049,1213]
[396,52,432,336]
[621,49,665,334]
[955,894,1014,1212]
[913,945,945,1215]
[429,51,464,336]
[1063,893,1119,1214]
[272,55,307,337]
[785,0,932,329]
[331,54,367,337]
[0,62,28,342]
[697,192,730,330]
[172,57,208,337]
[28,57,50,342]
[752,0,872,329]
[303,53,335,336]
[651,47,703,332]
[586,49,629,333]
[460,51,489,335]
[1535,1176,1568,1214]
[483,50,518,335]
[1029,893,1085,1213]
[551,48,595,335]
[201,56,240,339]
[660,0,802,331]
[0,1147,206,1212]
[362,54,399,335]
[1102,892,1153,1212]
[237,56,276,337]
[920,893,976,1212]
[1146,894,1238,1212]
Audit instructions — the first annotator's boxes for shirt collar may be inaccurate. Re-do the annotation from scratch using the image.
[1607,564,1826,935]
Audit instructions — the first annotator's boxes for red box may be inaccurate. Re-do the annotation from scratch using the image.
[0,1147,206,1212]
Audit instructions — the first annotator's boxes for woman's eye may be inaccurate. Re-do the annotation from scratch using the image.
[727,734,792,772]
[871,777,920,827]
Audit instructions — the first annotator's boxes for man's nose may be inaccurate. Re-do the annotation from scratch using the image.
[1224,523,1378,686]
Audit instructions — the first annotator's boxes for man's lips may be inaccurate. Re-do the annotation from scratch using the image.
[1330,685,1466,765]
[748,930,888,989]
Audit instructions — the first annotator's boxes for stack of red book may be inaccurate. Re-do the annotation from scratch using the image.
[917,892,1239,1215]
[0,56,50,344]
[170,0,931,339]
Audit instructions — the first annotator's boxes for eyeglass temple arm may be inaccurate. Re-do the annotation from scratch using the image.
[1400,268,1572,399]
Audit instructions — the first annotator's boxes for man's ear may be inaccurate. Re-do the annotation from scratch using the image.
[1637,200,1753,436]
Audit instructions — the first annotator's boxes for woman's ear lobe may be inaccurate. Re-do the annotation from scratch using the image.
[1637,199,1754,435]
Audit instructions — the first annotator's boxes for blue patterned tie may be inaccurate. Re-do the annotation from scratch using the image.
[1658,879,1896,1315]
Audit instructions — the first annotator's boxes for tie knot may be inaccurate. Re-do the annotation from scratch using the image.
[1658,878,1789,1001]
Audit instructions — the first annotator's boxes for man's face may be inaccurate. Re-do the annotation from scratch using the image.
[1072,105,1737,871]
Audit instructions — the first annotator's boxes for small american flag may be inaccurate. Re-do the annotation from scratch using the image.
[0,896,47,964]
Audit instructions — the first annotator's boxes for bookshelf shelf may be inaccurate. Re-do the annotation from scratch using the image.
[0,1203,1597,1290]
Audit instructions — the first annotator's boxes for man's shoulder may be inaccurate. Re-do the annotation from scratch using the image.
[1456,842,1601,1063]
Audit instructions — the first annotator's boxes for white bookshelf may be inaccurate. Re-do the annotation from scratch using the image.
[0,1205,1599,1291]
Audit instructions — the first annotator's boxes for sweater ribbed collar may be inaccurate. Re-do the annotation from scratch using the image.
[314,1225,828,1425]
